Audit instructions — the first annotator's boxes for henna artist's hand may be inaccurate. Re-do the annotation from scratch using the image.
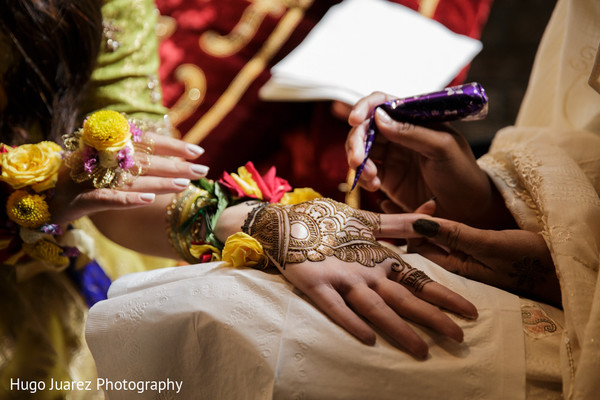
[220,198,478,359]
[345,92,512,228]
[50,133,208,225]
[408,217,562,307]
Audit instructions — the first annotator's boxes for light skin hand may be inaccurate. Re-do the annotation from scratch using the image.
[50,133,209,225]
[216,200,478,359]
[344,92,513,228]
[408,216,561,307]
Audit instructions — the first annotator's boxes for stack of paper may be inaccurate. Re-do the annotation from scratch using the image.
[259,0,483,104]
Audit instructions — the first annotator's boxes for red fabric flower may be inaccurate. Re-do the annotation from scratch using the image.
[219,161,292,203]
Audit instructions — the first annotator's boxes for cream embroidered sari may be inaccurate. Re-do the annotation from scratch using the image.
[479,0,600,398]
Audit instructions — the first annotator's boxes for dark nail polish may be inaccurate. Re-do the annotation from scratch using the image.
[413,219,440,237]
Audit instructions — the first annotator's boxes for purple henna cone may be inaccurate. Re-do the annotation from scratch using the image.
[350,82,488,191]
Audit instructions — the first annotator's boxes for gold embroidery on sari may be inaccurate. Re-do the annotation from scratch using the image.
[168,64,207,130]
[184,1,314,145]
[521,304,561,338]
[156,15,177,41]
[199,0,288,57]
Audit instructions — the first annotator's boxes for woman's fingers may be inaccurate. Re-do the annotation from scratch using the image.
[144,155,209,179]
[373,111,462,160]
[348,92,394,126]
[346,119,372,169]
[376,279,465,343]
[118,176,192,194]
[149,133,205,160]
[411,278,479,321]
[307,284,377,346]
[344,283,429,358]
[377,213,429,239]
[52,189,159,224]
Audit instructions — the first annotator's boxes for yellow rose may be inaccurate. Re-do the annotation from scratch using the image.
[222,232,269,269]
[82,110,131,151]
[279,188,322,205]
[0,141,62,192]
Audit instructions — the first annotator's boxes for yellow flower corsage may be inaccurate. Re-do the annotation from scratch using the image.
[63,110,153,189]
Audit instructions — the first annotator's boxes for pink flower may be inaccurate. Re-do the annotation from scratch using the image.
[82,146,99,173]
[117,147,135,170]
[219,162,292,203]
[130,123,143,142]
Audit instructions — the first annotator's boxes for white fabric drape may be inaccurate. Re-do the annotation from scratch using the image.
[86,255,525,400]
[478,1,600,398]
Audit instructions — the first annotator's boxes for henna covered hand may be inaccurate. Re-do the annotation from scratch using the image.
[219,198,477,358]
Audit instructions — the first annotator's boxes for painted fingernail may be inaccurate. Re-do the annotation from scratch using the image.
[413,219,440,237]
[375,107,391,124]
[173,178,190,187]
[191,164,209,175]
[140,193,155,202]
[186,143,205,157]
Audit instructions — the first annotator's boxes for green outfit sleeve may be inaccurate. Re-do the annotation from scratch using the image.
[83,0,168,121]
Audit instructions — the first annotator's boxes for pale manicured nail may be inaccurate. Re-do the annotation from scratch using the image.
[375,107,392,124]
[186,143,205,156]
[174,178,191,187]
[191,164,209,175]
[140,193,155,202]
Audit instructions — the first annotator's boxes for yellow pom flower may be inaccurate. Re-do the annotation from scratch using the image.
[82,110,131,151]
[23,239,69,269]
[6,190,51,229]
[0,141,62,192]
[279,187,323,205]
[222,232,269,269]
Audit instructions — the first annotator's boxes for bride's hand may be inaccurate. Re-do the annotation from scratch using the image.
[50,133,209,224]
[218,198,478,358]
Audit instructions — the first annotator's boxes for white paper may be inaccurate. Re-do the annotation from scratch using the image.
[259,0,483,104]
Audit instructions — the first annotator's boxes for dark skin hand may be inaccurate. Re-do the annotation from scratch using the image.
[408,214,561,308]
[343,93,515,229]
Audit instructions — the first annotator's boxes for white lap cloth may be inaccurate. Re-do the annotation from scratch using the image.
[86,254,525,400]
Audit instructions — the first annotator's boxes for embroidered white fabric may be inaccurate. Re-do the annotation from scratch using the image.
[86,254,525,400]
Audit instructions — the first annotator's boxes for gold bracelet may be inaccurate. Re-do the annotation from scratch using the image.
[165,184,212,263]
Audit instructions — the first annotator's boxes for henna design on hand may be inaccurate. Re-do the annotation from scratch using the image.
[509,256,550,291]
[391,257,433,292]
[243,198,433,291]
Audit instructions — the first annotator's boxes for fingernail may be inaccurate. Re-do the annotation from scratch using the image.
[173,178,190,187]
[186,143,205,157]
[140,193,155,202]
[413,219,440,237]
[375,107,391,124]
[191,164,209,175]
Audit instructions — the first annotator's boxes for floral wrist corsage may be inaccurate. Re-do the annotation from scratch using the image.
[63,110,153,189]
[0,142,78,273]
[168,161,322,269]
